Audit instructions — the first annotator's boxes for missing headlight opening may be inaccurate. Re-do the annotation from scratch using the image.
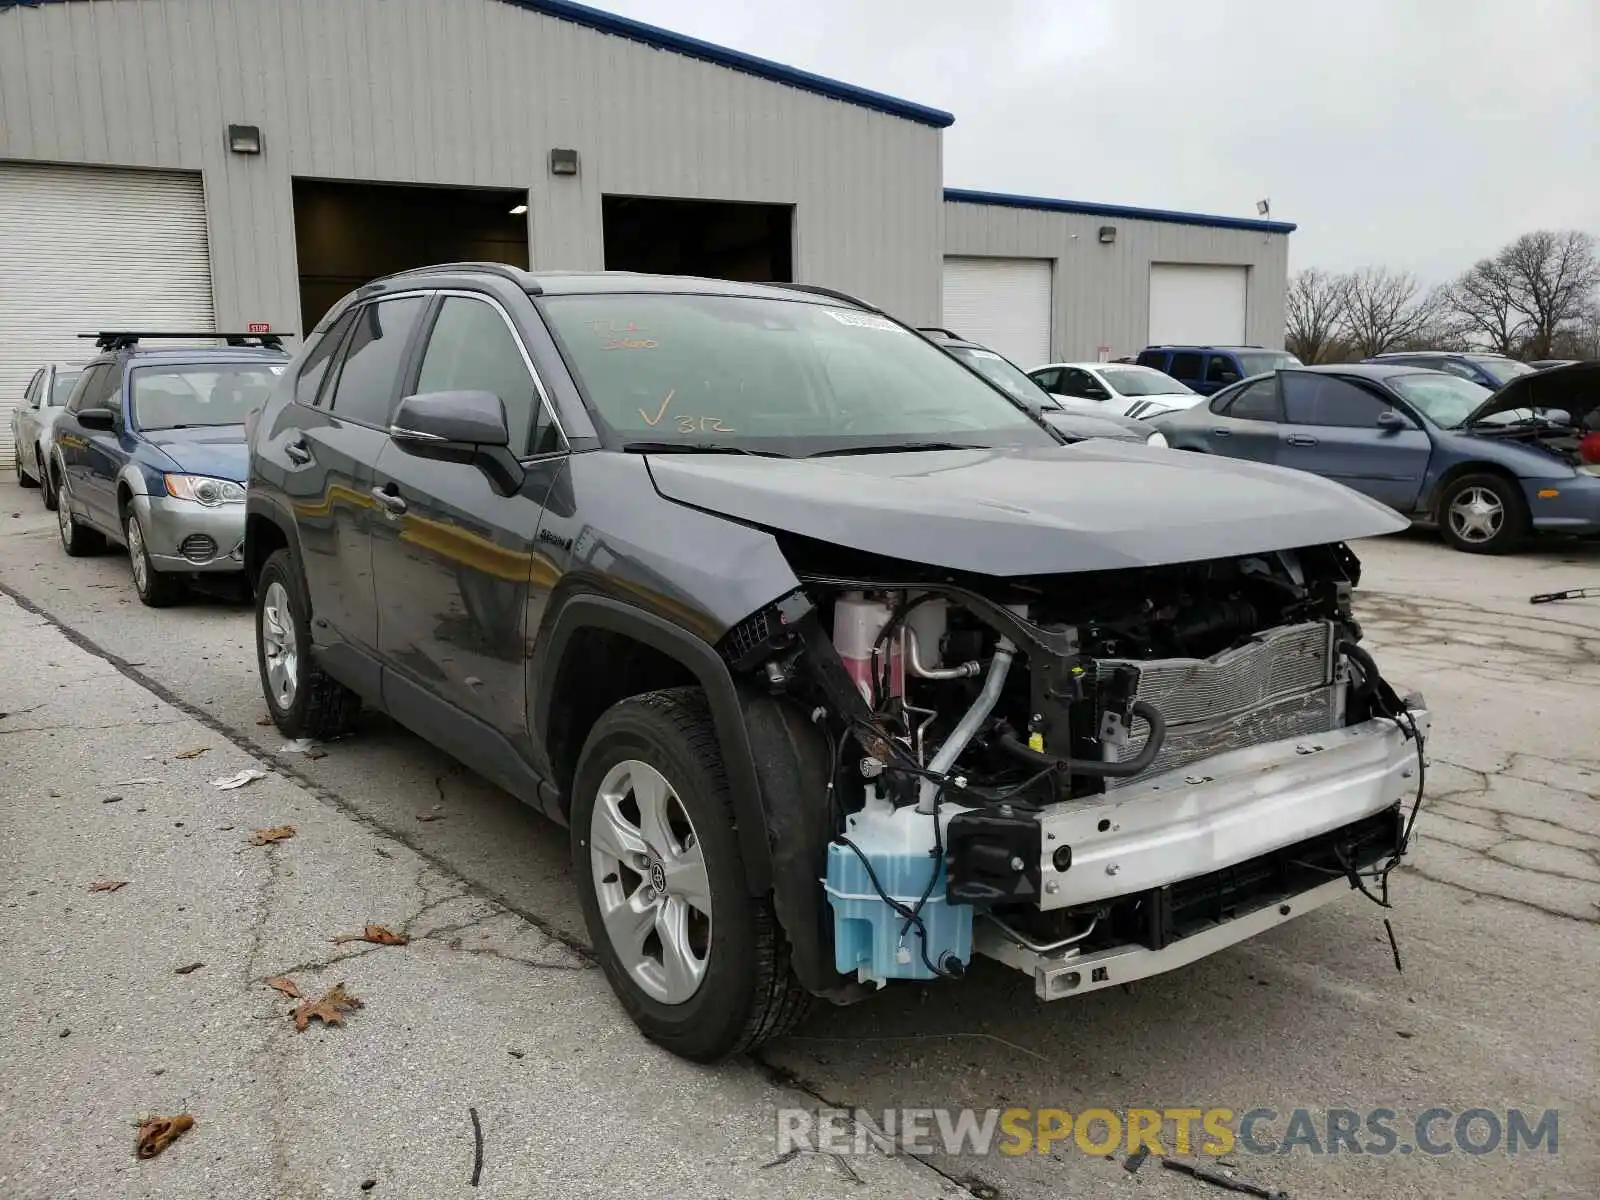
[719,537,1428,996]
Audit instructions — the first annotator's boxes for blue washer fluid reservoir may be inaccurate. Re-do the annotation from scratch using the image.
[825,796,973,985]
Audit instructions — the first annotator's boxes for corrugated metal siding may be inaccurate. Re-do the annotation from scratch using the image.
[0,162,215,462]
[0,0,943,335]
[943,200,1290,362]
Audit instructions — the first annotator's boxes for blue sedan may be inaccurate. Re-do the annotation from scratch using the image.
[1154,361,1600,554]
[51,337,288,604]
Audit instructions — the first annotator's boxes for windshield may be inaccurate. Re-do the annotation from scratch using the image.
[541,294,1057,455]
[944,345,1060,408]
[130,365,282,430]
[1235,351,1303,376]
[49,371,83,406]
[1388,373,1495,427]
[1471,356,1537,386]
[1098,366,1194,397]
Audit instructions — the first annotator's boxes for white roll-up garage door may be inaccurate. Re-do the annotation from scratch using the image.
[1147,263,1248,347]
[0,163,215,465]
[941,256,1053,368]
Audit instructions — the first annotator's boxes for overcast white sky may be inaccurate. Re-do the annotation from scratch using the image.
[595,0,1598,284]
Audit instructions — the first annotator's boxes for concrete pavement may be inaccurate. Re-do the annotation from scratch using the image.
[1,485,1597,1199]
[0,591,955,1199]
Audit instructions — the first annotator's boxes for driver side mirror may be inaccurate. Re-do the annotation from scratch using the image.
[1376,409,1414,431]
[77,407,116,431]
[390,390,524,495]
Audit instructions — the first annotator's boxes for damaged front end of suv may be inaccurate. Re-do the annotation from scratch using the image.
[700,490,1429,1009]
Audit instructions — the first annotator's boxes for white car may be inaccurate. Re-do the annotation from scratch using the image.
[1029,362,1202,420]
[10,361,86,509]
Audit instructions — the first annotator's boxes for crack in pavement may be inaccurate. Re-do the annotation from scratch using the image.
[1411,752,1600,923]
[1358,590,1600,674]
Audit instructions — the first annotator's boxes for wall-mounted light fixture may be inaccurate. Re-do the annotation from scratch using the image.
[509,203,529,215]
[549,148,579,177]
[1256,198,1271,217]
[1098,225,1117,244]
[226,124,262,155]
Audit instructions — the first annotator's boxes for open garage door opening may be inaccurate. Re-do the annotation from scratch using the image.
[292,179,529,332]
[602,196,792,283]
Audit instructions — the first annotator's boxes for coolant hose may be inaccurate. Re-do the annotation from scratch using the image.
[996,700,1168,778]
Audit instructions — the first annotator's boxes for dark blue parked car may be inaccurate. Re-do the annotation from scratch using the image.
[1136,345,1302,395]
[1362,351,1536,390]
[50,333,289,604]
[1154,362,1600,554]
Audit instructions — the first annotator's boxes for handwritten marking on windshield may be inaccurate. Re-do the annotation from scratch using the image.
[677,415,735,434]
[639,390,675,426]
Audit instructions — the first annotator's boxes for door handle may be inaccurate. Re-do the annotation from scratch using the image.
[284,438,311,465]
[1210,428,1232,438]
[370,485,408,516]
[1285,433,1319,447]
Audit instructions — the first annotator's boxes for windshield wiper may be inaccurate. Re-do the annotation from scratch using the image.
[621,441,787,457]
[808,441,984,458]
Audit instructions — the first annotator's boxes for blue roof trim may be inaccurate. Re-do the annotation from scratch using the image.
[944,187,1297,234]
[501,0,955,128]
[0,0,955,128]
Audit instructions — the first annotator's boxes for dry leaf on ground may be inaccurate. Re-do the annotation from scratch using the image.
[135,1113,195,1159]
[264,975,301,998]
[249,825,296,846]
[292,983,363,1031]
[255,715,274,726]
[88,879,129,893]
[173,962,204,975]
[415,812,444,822]
[173,747,209,759]
[332,924,409,946]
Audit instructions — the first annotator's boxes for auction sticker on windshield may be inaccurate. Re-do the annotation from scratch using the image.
[825,310,899,332]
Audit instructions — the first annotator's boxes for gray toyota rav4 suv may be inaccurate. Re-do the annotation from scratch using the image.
[246,264,1428,1062]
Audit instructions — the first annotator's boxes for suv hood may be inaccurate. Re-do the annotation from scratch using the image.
[141,426,248,480]
[1466,360,1600,428]
[645,443,1407,575]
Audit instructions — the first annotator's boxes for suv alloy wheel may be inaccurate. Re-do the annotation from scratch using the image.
[571,688,810,1062]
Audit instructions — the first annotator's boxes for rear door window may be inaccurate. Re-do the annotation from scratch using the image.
[1223,377,1280,421]
[1136,349,1168,370]
[297,309,358,408]
[1167,351,1204,382]
[324,297,428,427]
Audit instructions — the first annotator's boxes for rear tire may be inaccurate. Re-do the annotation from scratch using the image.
[126,512,183,607]
[571,687,811,1062]
[40,450,58,510]
[1437,472,1526,555]
[255,548,361,739]
[57,479,106,556]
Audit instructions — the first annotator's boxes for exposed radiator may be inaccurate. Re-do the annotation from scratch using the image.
[1099,621,1340,788]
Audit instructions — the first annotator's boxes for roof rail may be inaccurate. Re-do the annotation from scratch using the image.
[78,331,286,351]
[772,282,878,311]
[369,262,541,294]
[915,326,964,340]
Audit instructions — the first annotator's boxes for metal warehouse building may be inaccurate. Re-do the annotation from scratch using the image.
[0,0,1293,464]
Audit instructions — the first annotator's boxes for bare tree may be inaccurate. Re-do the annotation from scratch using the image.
[1285,269,1348,363]
[1337,268,1450,358]
[1448,231,1600,359]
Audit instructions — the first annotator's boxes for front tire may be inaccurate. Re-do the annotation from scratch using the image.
[126,512,183,607]
[255,548,361,739]
[1438,473,1526,554]
[571,688,810,1062]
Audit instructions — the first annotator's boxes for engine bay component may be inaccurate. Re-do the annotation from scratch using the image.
[730,540,1426,1006]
